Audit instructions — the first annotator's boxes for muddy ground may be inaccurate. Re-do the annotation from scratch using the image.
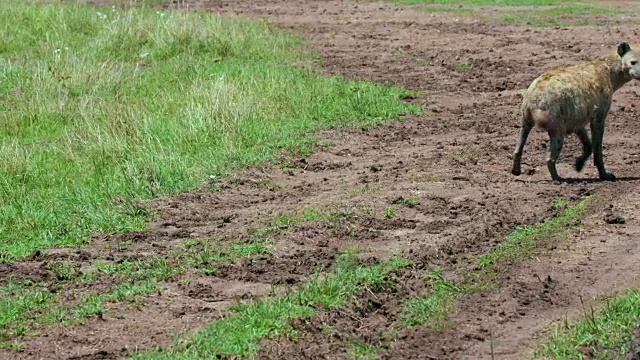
[5,0,640,359]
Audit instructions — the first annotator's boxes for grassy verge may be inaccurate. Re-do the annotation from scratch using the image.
[535,289,640,359]
[132,255,412,359]
[0,232,277,343]
[0,256,182,344]
[398,196,592,330]
[0,202,368,345]
[476,195,592,270]
[383,0,574,6]
[383,0,626,25]
[498,4,626,27]
[401,268,473,328]
[1,1,419,261]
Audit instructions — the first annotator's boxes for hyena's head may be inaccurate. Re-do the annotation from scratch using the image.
[618,42,640,80]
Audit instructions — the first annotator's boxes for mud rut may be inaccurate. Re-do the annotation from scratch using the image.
[5,0,640,359]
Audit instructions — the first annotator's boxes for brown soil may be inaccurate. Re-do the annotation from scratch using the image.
[5,0,640,359]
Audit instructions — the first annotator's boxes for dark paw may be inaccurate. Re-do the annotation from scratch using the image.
[575,158,586,172]
[511,168,521,176]
[600,172,616,181]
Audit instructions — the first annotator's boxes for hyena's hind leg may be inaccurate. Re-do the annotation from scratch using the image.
[511,111,534,176]
[574,127,593,172]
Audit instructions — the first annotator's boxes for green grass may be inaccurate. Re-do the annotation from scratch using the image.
[418,7,475,13]
[535,289,640,359]
[0,237,278,341]
[0,286,54,335]
[180,237,273,273]
[398,197,592,330]
[391,196,420,208]
[498,4,626,27]
[385,0,573,5]
[477,196,592,269]
[347,339,379,360]
[1,1,419,261]
[132,255,412,359]
[456,62,475,70]
[385,0,626,24]
[0,258,177,341]
[401,268,490,328]
[384,207,397,218]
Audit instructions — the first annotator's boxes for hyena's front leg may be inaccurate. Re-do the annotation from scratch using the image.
[590,113,615,181]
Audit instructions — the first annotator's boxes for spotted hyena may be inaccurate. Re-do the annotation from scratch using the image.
[511,42,640,182]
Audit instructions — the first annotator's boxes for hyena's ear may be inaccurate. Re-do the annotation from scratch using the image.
[618,42,631,57]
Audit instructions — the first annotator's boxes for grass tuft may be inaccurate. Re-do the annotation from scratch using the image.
[535,289,640,359]
[477,196,592,269]
[401,268,489,328]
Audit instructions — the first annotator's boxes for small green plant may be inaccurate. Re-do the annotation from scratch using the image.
[553,197,568,206]
[182,240,199,248]
[456,62,474,70]
[384,207,397,218]
[0,340,25,352]
[318,140,334,147]
[45,261,79,281]
[233,240,272,257]
[348,339,378,359]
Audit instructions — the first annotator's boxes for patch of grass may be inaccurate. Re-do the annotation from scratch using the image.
[392,196,420,208]
[418,6,474,13]
[498,5,626,27]
[1,1,419,261]
[0,287,55,332]
[346,184,387,198]
[45,260,80,281]
[552,197,569,206]
[456,62,475,70]
[180,237,273,273]
[233,240,272,257]
[0,256,183,340]
[385,0,573,5]
[347,339,379,360]
[535,289,640,359]
[401,269,497,329]
[384,207,397,218]
[1,278,161,340]
[338,245,371,256]
[93,257,182,282]
[392,196,593,336]
[0,340,25,352]
[258,205,373,238]
[133,255,412,359]
[476,196,592,269]
[259,206,328,236]
[402,268,482,328]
